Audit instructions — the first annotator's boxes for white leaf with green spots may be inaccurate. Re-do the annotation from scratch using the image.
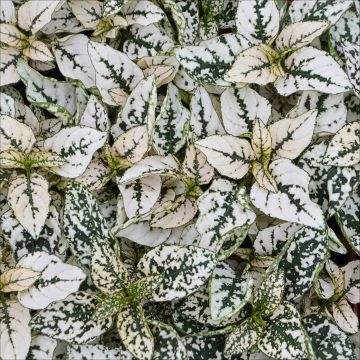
[7,173,50,240]
[209,262,252,321]
[224,318,263,356]
[343,260,360,304]
[289,0,353,25]
[88,41,143,106]
[196,179,255,252]
[16,251,86,309]
[225,45,278,86]
[18,0,62,34]
[250,159,325,230]
[174,33,250,86]
[189,86,223,139]
[221,87,271,136]
[274,47,352,95]
[303,314,357,360]
[0,23,26,47]
[138,245,217,301]
[16,60,79,123]
[64,181,110,266]
[91,237,129,293]
[67,345,133,360]
[323,122,360,166]
[288,91,347,135]
[258,302,306,360]
[0,115,35,153]
[275,21,328,52]
[43,126,107,178]
[121,0,165,26]
[0,0,16,24]
[79,95,109,132]
[163,0,187,45]
[152,83,190,156]
[253,269,285,317]
[117,155,179,184]
[280,226,328,300]
[117,305,154,360]
[22,39,54,62]
[0,301,31,360]
[176,1,199,45]
[195,135,255,179]
[68,0,103,29]
[235,0,280,45]
[336,194,360,255]
[118,175,161,219]
[53,34,96,89]
[332,298,359,334]
[103,0,130,17]
[111,76,156,138]
[27,335,57,360]
[269,109,317,160]
[30,292,112,343]
[0,48,21,86]
[342,41,360,97]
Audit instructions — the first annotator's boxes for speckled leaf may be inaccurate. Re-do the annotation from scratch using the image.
[344,42,360,96]
[27,335,57,360]
[0,301,31,360]
[16,251,86,309]
[250,159,325,229]
[323,122,360,166]
[177,1,199,45]
[235,0,280,45]
[64,181,110,266]
[0,23,26,47]
[0,267,39,292]
[117,305,154,360]
[195,135,255,179]
[252,162,278,193]
[196,179,255,252]
[251,118,272,164]
[138,245,217,301]
[209,262,252,321]
[30,292,112,343]
[258,302,306,360]
[221,87,271,136]
[189,86,223,139]
[121,0,165,26]
[269,109,317,160]
[66,344,133,360]
[88,41,143,106]
[43,126,107,178]
[79,95,109,132]
[303,314,356,360]
[332,298,359,334]
[68,0,103,29]
[184,336,227,360]
[0,0,16,24]
[174,33,250,86]
[153,83,190,156]
[275,47,351,95]
[103,0,129,17]
[0,115,35,153]
[343,260,360,304]
[0,48,21,86]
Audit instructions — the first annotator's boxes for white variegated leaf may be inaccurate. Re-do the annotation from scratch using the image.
[117,305,154,360]
[67,345,133,360]
[221,87,271,136]
[252,162,278,193]
[275,47,352,95]
[332,298,359,334]
[17,252,86,309]
[88,41,143,106]
[323,122,360,166]
[0,47,21,86]
[30,292,112,343]
[190,86,223,139]
[18,0,62,34]
[53,34,96,89]
[275,21,328,52]
[103,0,130,17]
[68,0,103,29]
[343,41,360,97]
[258,302,306,360]
[121,0,165,26]
[0,23,26,47]
[0,0,16,24]
[250,159,325,229]
[28,335,57,360]
[138,245,217,301]
[210,262,252,321]
[0,301,31,360]
[269,109,317,160]
[0,115,35,153]
[174,33,250,86]
[0,267,40,292]
[196,179,255,252]
[177,0,199,45]
[111,76,156,138]
[8,173,50,239]
[43,126,107,178]
[195,135,255,179]
[79,95,109,132]
[235,0,280,45]
[252,118,272,163]
[75,158,111,191]
[343,260,360,304]
[118,155,179,184]
[153,83,190,156]
[22,40,54,62]
[225,45,278,86]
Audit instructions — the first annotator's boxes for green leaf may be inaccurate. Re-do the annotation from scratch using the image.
[209,262,252,321]
[30,292,112,343]
[138,245,217,301]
